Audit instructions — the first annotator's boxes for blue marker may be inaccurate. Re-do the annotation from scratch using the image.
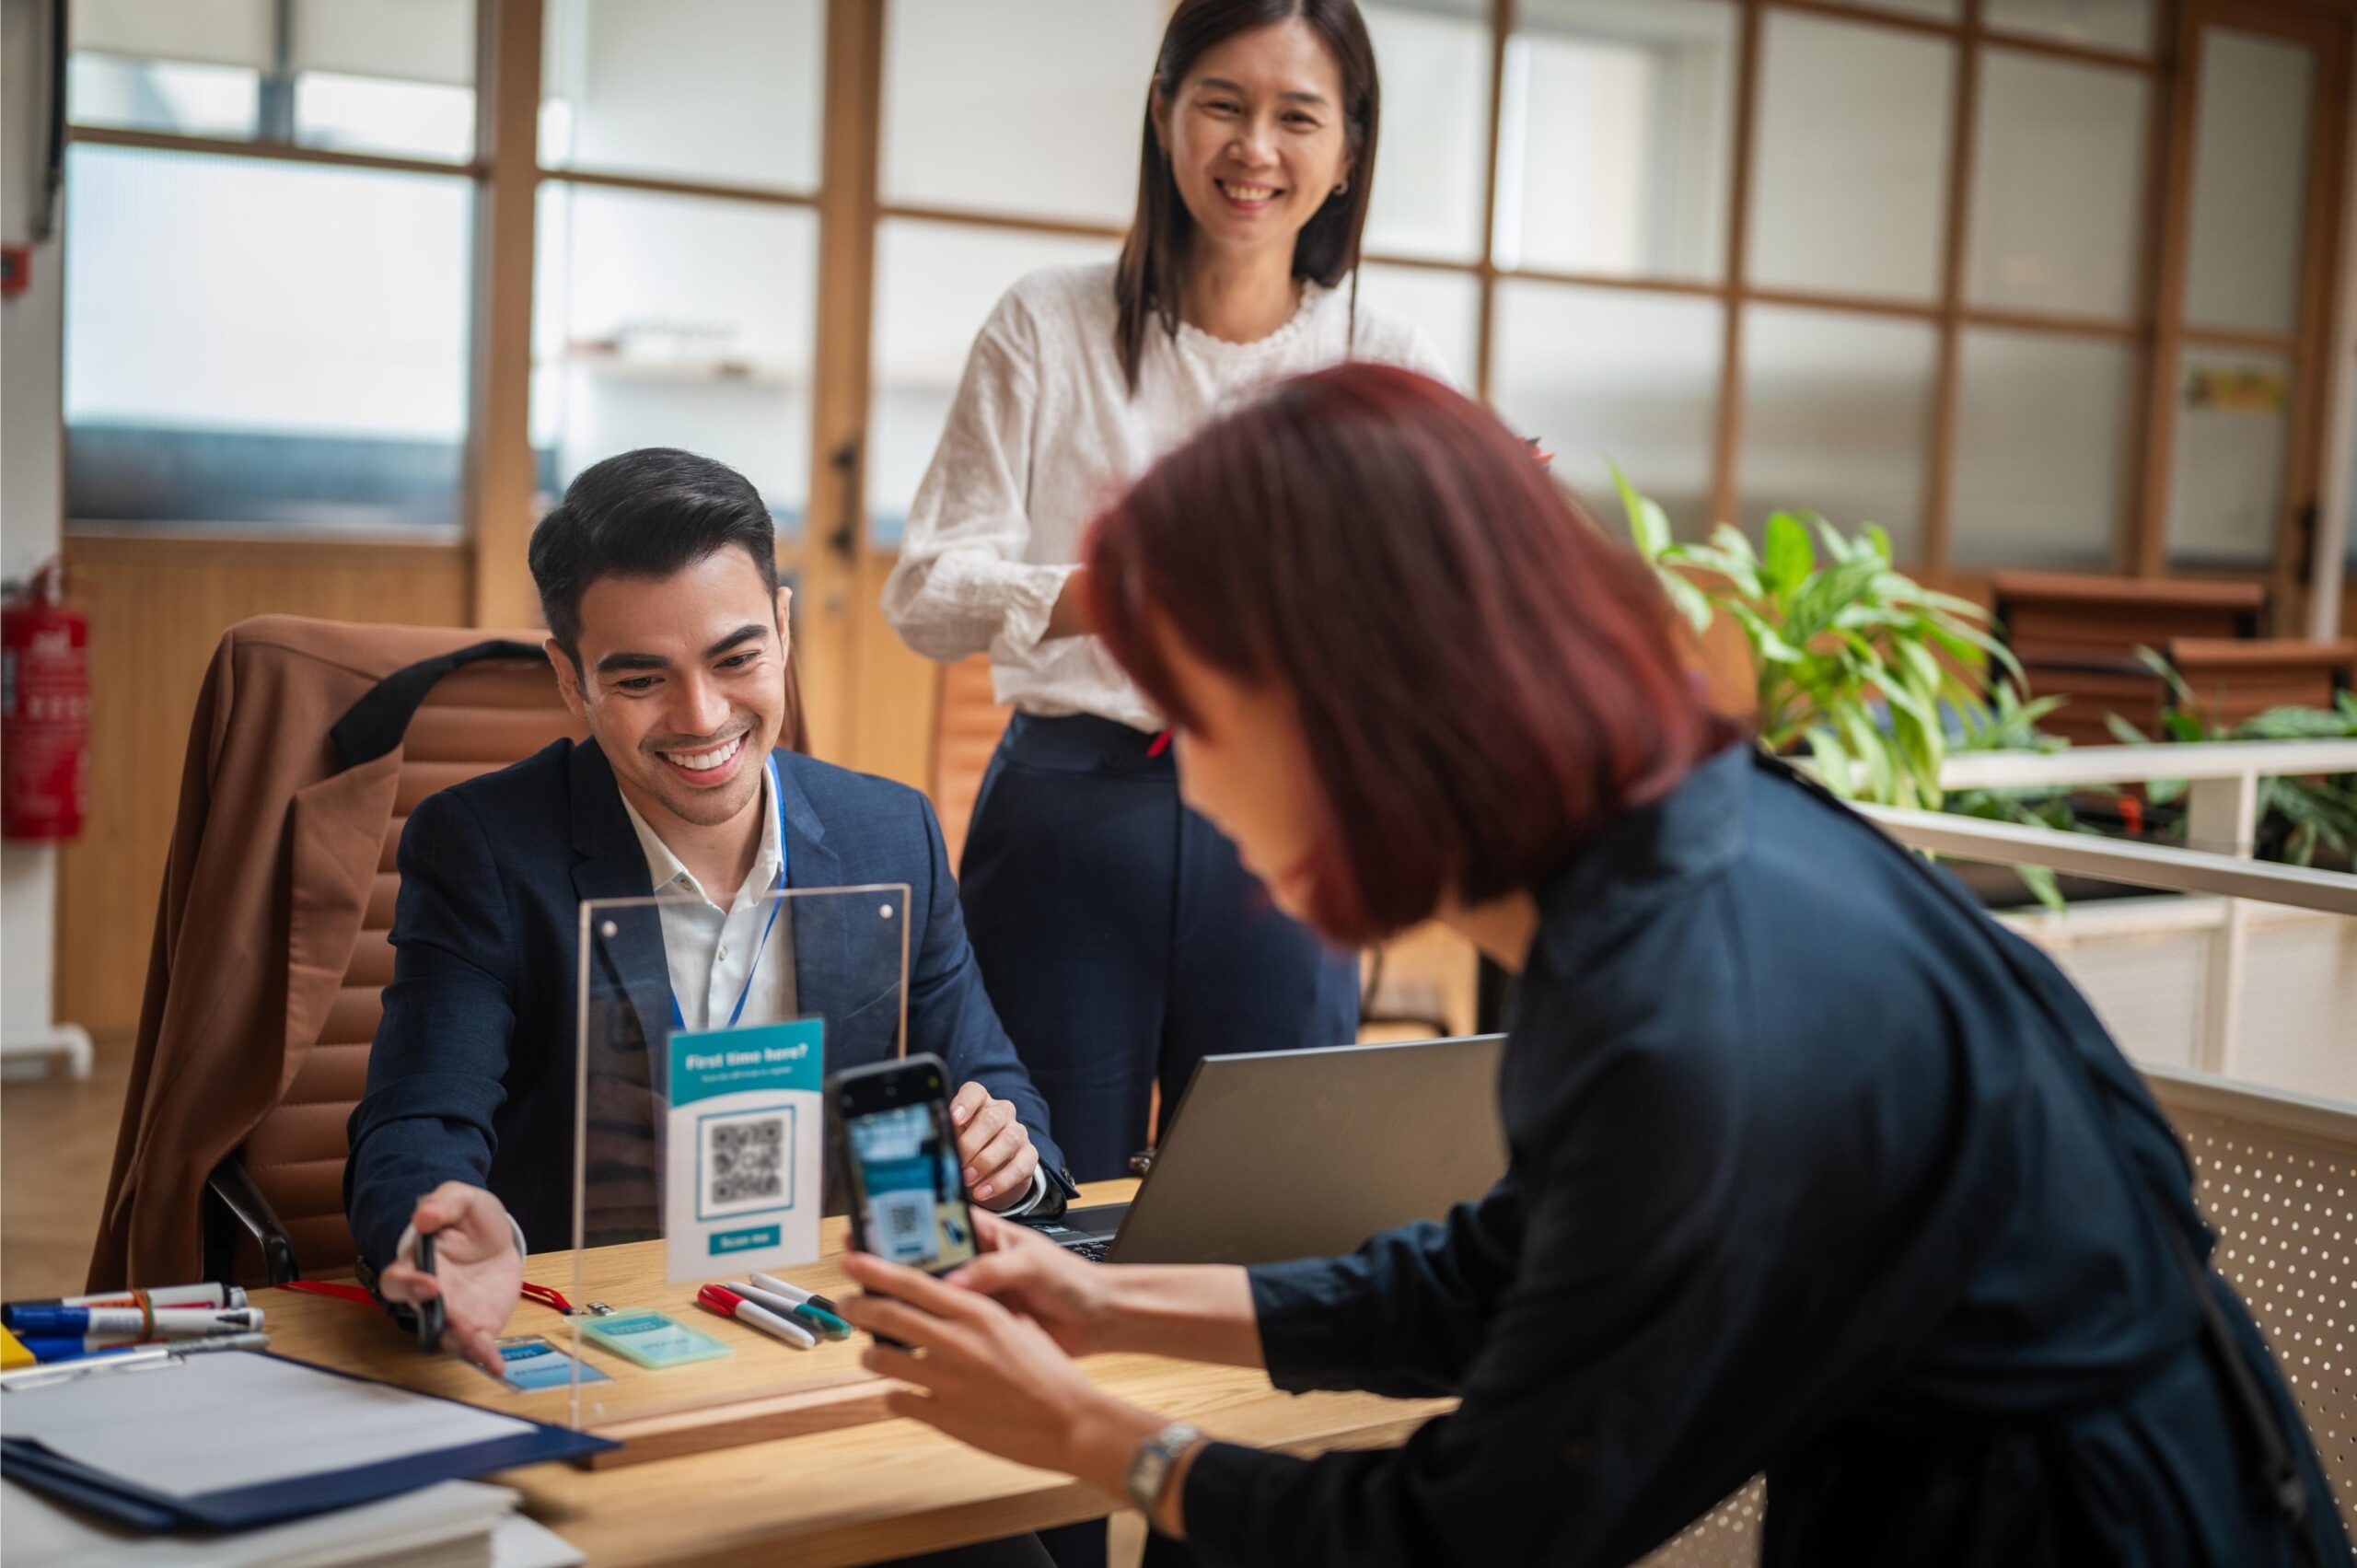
[3,1306,262,1339]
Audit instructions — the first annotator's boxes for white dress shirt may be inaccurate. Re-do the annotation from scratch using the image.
[883,261,1453,732]
[619,759,795,1034]
[618,761,1046,1213]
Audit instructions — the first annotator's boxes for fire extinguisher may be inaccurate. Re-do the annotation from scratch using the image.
[2,560,89,842]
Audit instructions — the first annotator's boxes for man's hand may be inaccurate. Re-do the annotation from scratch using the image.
[376,1181,524,1375]
[948,1082,1039,1210]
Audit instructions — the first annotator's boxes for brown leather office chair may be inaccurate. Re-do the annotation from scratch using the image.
[91,615,807,1290]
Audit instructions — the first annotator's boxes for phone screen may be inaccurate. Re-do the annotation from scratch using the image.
[844,1096,977,1272]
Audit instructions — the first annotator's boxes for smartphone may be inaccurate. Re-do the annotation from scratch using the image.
[830,1053,978,1274]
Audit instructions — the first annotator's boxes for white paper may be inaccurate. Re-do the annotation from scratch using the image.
[0,1476,522,1568]
[0,1352,535,1499]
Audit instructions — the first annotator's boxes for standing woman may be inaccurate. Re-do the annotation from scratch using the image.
[884,0,1449,1184]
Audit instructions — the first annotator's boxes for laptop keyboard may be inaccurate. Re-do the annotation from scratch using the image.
[1069,1239,1111,1262]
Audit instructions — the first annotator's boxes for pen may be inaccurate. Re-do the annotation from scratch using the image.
[11,1330,270,1367]
[4,1306,265,1340]
[748,1272,847,1319]
[0,1330,270,1376]
[695,1284,816,1350]
[3,1283,245,1319]
[726,1281,851,1342]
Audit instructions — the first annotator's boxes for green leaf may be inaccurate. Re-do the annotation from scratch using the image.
[1658,567,1715,637]
[1806,726,1857,799]
[1840,705,1896,802]
[1611,462,1674,563]
[2015,864,2066,913]
[1729,602,1806,665]
[1763,511,1816,598]
[2103,713,2154,747]
[1813,517,1856,565]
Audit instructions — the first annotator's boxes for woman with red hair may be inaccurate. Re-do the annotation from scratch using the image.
[842,365,2343,1567]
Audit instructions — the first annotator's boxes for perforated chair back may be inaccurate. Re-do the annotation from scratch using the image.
[237,654,588,1276]
[1635,1066,2357,1566]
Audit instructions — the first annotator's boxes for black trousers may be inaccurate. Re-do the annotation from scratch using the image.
[959,713,1361,1182]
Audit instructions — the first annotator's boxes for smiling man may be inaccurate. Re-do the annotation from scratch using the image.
[344,448,1075,1371]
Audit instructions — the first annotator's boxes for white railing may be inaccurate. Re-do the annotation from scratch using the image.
[1856,740,2357,1078]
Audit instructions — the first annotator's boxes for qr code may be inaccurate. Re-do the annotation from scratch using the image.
[702,1109,791,1216]
[870,1190,938,1263]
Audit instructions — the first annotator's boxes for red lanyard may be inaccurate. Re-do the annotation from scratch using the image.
[277,1279,584,1314]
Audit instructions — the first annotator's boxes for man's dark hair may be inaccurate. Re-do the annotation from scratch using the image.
[528,447,780,660]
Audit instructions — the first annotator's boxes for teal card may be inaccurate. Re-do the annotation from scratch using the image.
[578,1310,734,1369]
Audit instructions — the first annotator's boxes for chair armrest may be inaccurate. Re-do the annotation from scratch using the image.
[202,1155,301,1285]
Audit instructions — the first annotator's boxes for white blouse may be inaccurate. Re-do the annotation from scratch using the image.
[882,261,1452,734]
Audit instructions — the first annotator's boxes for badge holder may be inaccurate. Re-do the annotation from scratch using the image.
[561,884,912,1466]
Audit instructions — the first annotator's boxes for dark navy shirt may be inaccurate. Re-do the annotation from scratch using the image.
[1184,747,2344,1568]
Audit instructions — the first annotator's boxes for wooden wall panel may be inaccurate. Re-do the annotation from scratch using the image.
[847,549,944,794]
[56,535,472,1038]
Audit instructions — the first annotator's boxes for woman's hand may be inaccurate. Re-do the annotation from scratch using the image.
[837,1249,1167,1488]
[944,1209,1120,1354]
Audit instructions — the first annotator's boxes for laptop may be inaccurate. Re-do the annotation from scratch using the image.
[1019,1034,1508,1266]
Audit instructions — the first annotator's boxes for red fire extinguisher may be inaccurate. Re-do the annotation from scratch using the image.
[3,560,89,842]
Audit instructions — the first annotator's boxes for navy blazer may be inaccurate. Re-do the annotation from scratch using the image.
[344,738,1069,1273]
[1182,748,2345,1568]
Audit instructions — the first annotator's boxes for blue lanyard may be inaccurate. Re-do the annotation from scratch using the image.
[668,751,789,1034]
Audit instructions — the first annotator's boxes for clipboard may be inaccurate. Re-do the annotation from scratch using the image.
[0,1351,616,1532]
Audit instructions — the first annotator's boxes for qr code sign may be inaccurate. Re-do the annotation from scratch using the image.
[701,1109,793,1217]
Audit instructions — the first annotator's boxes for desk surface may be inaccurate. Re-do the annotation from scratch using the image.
[262,1182,1448,1567]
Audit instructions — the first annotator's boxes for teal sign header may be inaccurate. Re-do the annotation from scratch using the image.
[669,1018,824,1109]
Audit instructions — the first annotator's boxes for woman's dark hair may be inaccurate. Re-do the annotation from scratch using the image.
[1115,0,1379,393]
[1086,365,1742,945]
[528,447,779,661]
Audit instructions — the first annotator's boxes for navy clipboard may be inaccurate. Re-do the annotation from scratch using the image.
[0,1351,616,1533]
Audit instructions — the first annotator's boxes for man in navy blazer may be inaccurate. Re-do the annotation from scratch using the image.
[345,448,1076,1372]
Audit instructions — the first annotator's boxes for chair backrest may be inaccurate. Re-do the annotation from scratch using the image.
[2165,637,2356,730]
[1636,1065,2357,1567]
[930,653,1010,870]
[221,623,807,1280]
[1988,572,2271,749]
[233,653,586,1278]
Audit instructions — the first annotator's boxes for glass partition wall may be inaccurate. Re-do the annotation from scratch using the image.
[56,0,2357,768]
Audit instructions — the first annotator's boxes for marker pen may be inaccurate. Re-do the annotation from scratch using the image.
[695,1284,816,1350]
[9,1330,269,1368]
[2,1306,264,1341]
[726,1281,851,1342]
[3,1283,245,1323]
[748,1272,847,1320]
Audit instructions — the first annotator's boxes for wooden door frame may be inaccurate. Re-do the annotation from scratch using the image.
[2137,0,2352,623]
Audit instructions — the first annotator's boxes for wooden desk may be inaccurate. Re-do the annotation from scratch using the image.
[262,1182,1449,1566]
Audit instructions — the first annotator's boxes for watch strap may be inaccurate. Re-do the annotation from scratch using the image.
[1124,1421,1204,1520]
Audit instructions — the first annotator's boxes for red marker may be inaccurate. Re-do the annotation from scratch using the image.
[695,1283,815,1350]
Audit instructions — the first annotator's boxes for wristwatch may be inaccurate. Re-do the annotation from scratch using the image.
[1125,1422,1203,1522]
